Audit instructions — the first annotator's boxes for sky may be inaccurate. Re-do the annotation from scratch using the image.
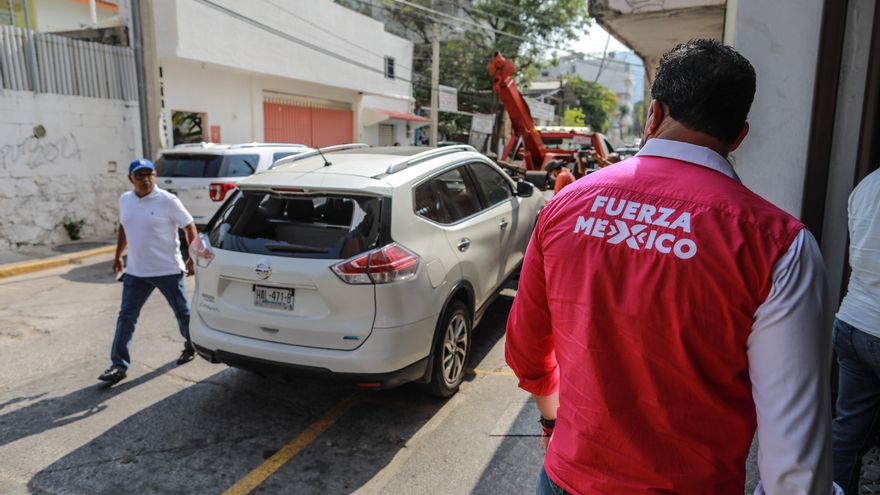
[572,22,631,55]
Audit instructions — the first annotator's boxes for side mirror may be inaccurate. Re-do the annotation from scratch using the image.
[516,180,534,198]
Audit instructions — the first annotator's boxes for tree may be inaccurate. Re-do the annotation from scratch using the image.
[564,108,586,127]
[565,76,618,133]
[335,0,591,149]
[632,100,645,134]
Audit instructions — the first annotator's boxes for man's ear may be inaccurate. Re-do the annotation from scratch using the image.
[646,100,665,137]
[730,121,749,151]
[128,175,135,186]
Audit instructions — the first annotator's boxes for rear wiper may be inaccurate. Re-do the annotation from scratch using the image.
[265,243,327,253]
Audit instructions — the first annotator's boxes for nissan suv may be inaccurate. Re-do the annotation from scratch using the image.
[188,144,544,396]
[156,142,311,228]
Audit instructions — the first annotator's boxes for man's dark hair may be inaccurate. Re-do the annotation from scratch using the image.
[651,38,756,143]
[544,160,562,173]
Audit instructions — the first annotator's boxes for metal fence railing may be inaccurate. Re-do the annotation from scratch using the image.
[0,25,137,100]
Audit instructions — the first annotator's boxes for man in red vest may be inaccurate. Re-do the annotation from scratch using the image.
[506,39,839,494]
[546,160,576,195]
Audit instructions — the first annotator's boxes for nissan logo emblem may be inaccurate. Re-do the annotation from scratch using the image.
[255,263,272,280]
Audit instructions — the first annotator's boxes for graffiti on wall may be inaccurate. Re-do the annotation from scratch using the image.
[0,133,82,170]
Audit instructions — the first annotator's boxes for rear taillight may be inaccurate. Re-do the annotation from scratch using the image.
[188,233,215,268]
[209,182,236,201]
[331,243,419,285]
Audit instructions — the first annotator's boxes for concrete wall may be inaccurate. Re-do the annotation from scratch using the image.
[730,0,824,217]
[0,91,141,248]
[821,0,877,319]
[35,0,119,32]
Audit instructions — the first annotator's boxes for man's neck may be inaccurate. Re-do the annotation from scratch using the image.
[135,186,155,198]
[651,123,730,157]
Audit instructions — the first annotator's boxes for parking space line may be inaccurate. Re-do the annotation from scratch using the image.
[222,393,362,495]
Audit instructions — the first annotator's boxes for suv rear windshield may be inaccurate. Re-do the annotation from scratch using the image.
[208,191,382,260]
[155,153,260,178]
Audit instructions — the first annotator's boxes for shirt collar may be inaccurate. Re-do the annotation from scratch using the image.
[636,138,740,182]
[134,186,161,199]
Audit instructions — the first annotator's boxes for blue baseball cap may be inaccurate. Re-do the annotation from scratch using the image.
[129,158,155,174]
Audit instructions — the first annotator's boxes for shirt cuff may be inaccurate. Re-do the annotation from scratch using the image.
[516,365,560,396]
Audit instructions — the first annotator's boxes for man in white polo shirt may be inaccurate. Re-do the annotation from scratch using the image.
[98,158,199,384]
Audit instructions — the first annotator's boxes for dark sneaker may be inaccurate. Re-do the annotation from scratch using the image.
[98,366,126,383]
[176,348,195,365]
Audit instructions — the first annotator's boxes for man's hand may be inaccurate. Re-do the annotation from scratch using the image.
[113,257,124,274]
[541,425,553,451]
[185,258,195,277]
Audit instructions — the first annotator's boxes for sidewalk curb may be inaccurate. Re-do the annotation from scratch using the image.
[0,245,116,279]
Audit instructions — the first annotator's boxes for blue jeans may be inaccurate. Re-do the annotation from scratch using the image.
[832,318,880,494]
[537,466,570,495]
[111,273,192,370]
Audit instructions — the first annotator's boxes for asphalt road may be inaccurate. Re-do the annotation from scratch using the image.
[0,254,769,495]
[0,254,547,495]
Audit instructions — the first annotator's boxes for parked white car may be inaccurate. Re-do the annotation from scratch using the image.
[188,144,545,396]
[155,143,311,228]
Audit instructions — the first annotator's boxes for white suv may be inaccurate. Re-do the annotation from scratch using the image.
[188,145,545,396]
[155,143,311,228]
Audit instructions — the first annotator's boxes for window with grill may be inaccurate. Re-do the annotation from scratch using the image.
[385,57,395,79]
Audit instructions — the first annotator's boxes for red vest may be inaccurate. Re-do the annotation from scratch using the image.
[539,156,803,494]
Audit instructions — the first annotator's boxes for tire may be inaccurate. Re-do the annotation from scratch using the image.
[426,300,472,398]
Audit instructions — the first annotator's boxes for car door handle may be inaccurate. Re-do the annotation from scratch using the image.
[457,238,470,252]
[499,219,509,230]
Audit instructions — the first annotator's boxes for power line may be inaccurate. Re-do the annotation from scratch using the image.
[382,0,641,69]
[260,0,414,73]
[192,0,413,84]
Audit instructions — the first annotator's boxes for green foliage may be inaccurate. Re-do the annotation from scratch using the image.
[632,100,645,133]
[563,108,586,127]
[566,76,618,133]
[336,0,590,142]
[61,215,86,241]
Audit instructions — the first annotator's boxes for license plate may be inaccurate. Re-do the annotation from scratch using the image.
[254,285,294,310]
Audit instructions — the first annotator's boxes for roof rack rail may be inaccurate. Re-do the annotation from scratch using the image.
[172,142,216,149]
[228,142,308,149]
[384,145,477,175]
[269,143,371,169]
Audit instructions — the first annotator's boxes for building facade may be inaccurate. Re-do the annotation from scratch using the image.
[537,51,644,144]
[152,0,420,151]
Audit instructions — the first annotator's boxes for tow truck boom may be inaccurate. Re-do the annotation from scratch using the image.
[487,52,546,170]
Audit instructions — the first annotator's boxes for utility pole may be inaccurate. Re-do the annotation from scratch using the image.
[430,23,439,147]
[132,0,162,158]
[21,0,37,92]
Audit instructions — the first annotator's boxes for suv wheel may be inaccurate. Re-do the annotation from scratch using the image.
[427,301,471,398]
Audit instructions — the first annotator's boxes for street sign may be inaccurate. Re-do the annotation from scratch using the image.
[470,113,495,134]
[525,97,555,123]
[438,85,458,112]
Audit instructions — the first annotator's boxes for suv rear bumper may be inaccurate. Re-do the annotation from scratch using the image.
[193,344,429,388]
[190,308,437,380]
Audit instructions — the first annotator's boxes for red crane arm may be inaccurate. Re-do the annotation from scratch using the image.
[488,52,547,170]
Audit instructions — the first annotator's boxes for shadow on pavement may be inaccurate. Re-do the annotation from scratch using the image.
[0,361,178,449]
[471,399,545,494]
[26,296,515,494]
[465,293,514,382]
[61,260,117,285]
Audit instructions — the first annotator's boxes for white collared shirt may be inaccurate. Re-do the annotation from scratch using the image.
[119,186,193,277]
[837,168,880,336]
[638,139,838,495]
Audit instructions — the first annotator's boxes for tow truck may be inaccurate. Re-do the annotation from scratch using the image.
[487,52,618,188]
